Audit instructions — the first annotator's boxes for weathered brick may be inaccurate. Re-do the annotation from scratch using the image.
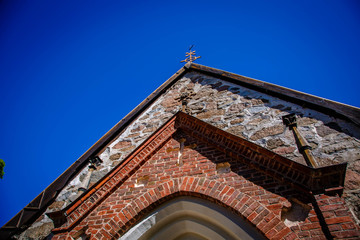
[265,228,278,239]
[320,204,344,211]
[122,209,133,221]
[247,211,258,222]
[334,209,349,216]
[252,209,270,226]
[100,228,113,239]
[328,224,342,232]
[300,223,321,231]
[326,216,353,225]
[284,231,297,240]
[47,127,359,240]
[262,217,281,234]
[298,231,310,237]
[332,230,360,238]
[272,227,291,240]
[341,222,356,230]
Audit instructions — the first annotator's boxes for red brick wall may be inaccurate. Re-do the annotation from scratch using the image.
[52,133,359,240]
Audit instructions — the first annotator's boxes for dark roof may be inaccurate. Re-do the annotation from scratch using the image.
[1,63,359,239]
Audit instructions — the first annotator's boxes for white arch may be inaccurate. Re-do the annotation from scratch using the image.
[118,196,266,240]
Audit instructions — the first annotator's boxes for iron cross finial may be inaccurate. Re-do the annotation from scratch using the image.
[181,45,201,63]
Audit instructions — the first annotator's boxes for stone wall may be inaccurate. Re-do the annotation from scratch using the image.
[17,72,360,239]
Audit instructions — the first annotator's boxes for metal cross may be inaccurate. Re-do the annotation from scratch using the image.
[181,45,201,63]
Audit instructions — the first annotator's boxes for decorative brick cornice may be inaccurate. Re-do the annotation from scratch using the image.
[50,111,347,234]
[176,112,347,194]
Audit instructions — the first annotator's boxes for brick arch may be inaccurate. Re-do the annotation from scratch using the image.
[94,177,297,240]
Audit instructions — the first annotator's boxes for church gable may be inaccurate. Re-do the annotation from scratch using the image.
[49,112,357,239]
[2,63,360,239]
[44,65,360,219]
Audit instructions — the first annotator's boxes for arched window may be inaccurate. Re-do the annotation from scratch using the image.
[119,196,266,240]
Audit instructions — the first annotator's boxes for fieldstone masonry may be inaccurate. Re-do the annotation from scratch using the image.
[15,70,360,239]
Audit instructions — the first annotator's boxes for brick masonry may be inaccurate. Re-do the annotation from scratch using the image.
[16,71,360,239]
[47,114,359,239]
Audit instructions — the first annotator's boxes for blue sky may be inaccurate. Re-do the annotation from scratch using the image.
[0,0,359,226]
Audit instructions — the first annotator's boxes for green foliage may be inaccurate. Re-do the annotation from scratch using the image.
[0,159,5,179]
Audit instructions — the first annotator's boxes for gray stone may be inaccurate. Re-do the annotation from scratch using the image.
[21,222,54,240]
[217,99,234,109]
[226,126,245,137]
[297,117,317,126]
[196,109,225,120]
[316,123,340,137]
[90,169,108,184]
[248,106,267,114]
[48,201,65,211]
[228,103,246,112]
[323,142,353,154]
[188,102,206,113]
[143,127,157,133]
[273,146,296,155]
[345,169,360,190]
[193,88,214,100]
[344,190,360,223]
[113,140,132,149]
[230,118,244,125]
[250,98,268,106]
[250,125,284,141]
[160,97,179,108]
[247,118,265,126]
[267,139,284,149]
[110,153,122,160]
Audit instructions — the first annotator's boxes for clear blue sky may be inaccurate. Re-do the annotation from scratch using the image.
[1,0,359,226]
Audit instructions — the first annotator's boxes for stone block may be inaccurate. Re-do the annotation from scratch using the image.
[110,153,122,161]
[226,126,245,137]
[230,118,244,125]
[21,222,54,240]
[345,170,360,190]
[250,125,284,141]
[196,109,225,120]
[273,147,296,155]
[113,141,132,149]
[48,201,65,211]
[316,123,341,137]
[266,139,284,149]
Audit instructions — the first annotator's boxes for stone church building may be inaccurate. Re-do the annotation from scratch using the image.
[1,63,360,239]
